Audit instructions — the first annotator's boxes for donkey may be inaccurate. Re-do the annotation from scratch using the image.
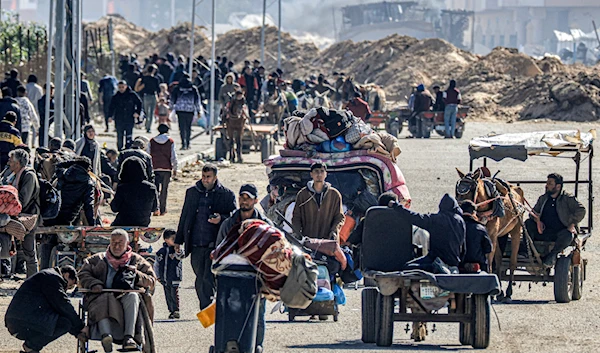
[264,88,287,125]
[305,91,332,110]
[223,96,248,163]
[456,167,526,301]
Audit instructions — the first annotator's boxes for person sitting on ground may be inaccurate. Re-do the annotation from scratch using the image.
[459,200,492,273]
[292,162,345,242]
[525,173,586,268]
[5,265,85,353]
[111,156,158,227]
[75,124,101,175]
[153,229,184,320]
[393,193,465,272]
[101,148,119,187]
[0,111,22,169]
[78,229,156,352]
[117,136,154,183]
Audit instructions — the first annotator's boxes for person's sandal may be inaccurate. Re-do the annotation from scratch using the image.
[122,335,138,350]
[101,334,113,352]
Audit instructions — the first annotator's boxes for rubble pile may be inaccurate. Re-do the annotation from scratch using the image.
[86,15,600,121]
[215,26,319,77]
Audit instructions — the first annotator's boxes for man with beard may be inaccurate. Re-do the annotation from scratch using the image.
[215,183,270,352]
[174,164,236,311]
[525,173,585,267]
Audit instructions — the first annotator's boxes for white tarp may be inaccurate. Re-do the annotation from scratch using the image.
[470,130,596,155]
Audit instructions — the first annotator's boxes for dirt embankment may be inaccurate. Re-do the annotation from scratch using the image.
[86,15,600,121]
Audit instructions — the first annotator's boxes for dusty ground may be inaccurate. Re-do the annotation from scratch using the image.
[0,120,599,352]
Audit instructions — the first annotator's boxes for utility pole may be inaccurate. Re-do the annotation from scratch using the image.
[54,0,65,139]
[65,0,75,139]
[75,0,82,139]
[277,0,281,69]
[44,0,55,147]
[260,0,266,64]
[188,0,197,75]
[209,0,216,143]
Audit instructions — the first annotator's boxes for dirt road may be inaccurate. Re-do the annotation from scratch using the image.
[0,121,598,353]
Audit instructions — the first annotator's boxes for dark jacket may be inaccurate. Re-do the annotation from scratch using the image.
[111,156,158,227]
[532,191,586,231]
[0,120,22,169]
[38,94,55,126]
[461,216,492,269]
[45,162,95,226]
[0,97,23,133]
[117,148,154,183]
[17,167,40,216]
[444,87,462,105]
[216,208,273,245]
[101,152,118,183]
[171,79,201,113]
[108,87,142,125]
[154,243,184,285]
[395,194,465,267]
[175,180,236,256]
[1,77,22,97]
[5,267,83,335]
[413,91,433,113]
[433,91,445,111]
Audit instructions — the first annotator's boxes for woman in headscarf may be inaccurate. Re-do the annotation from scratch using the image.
[110,156,158,227]
[75,124,101,175]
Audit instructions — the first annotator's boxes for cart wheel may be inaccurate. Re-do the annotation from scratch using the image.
[361,287,377,343]
[459,296,473,346]
[333,313,339,322]
[386,121,400,138]
[269,137,276,155]
[49,245,59,268]
[554,256,573,303]
[288,313,295,322]
[209,346,215,353]
[375,293,394,347]
[471,294,490,349]
[318,315,328,321]
[454,129,464,139]
[215,137,226,160]
[572,265,583,300]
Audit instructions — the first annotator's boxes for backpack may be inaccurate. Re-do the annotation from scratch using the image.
[173,88,199,113]
[38,178,61,220]
[316,107,353,138]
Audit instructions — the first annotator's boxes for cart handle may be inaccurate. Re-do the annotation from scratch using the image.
[78,288,145,293]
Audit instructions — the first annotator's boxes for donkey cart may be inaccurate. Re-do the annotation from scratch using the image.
[214,124,278,162]
[360,207,500,348]
[468,130,594,303]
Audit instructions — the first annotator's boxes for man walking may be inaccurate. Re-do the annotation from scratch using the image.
[108,81,142,151]
[147,124,178,215]
[135,65,160,133]
[292,162,345,242]
[216,183,269,352]
[443,79,461,139]
[0,87,22,134]
[5,265,85,353]
[175,164,236,310]
[15,85,39,146]
[98,73,118,132]
[25,75,43,118]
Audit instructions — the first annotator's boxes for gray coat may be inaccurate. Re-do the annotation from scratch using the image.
[532,191,586,230]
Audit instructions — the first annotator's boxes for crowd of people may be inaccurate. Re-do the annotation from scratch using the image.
[0,53,587,353]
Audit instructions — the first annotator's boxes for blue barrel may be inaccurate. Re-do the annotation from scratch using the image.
[213,264,260,353]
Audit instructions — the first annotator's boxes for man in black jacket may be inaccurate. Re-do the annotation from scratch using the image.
[5,265,85,353]
[108,81,142,151]
[459,201,492,272]
[0,111,22,169]
[175,163,236,310]
[394,194,465,272]
[0,87,22,134]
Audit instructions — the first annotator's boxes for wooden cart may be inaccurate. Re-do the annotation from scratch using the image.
[214,124,278,162]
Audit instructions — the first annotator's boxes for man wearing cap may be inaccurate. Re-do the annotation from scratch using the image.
[216,183,271,353]
[147,124,178,215]
[292,162,345,242]
[108,80,142,151]
[0,111,22,169]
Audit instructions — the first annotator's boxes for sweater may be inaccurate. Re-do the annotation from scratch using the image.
[292,181,345,241]
[147,134,177,171]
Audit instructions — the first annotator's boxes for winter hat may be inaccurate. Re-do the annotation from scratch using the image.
[158,124,169,134]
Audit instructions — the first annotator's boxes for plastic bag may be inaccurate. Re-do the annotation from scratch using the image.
[333,283,346,305]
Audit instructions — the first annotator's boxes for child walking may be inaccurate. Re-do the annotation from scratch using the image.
[154,229,184,319]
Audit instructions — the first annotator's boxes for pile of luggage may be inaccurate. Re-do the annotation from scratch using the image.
[0,186,38,260]
[212,219,320,309]
[284,107,401,162]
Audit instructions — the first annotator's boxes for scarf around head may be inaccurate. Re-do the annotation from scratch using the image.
[106,245,133,269]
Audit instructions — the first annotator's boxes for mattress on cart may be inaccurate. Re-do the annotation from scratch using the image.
[367,269,501,296]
